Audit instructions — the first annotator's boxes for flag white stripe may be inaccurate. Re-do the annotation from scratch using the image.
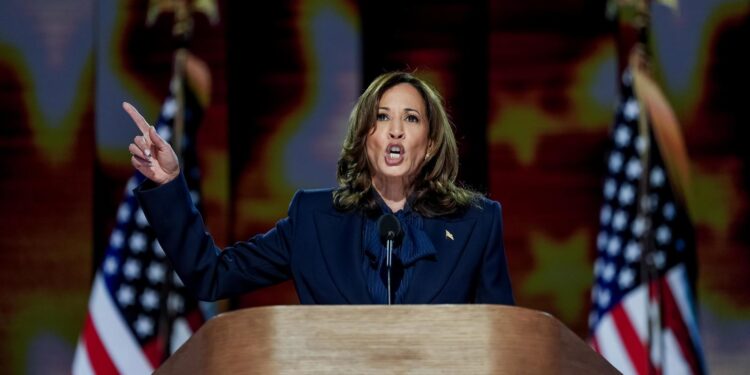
[90,274,154,374]
[71,338,94,375]
[621,284,648,342]
[663,328,690,375]
[169,317,192,354]
[666,265,702,349]
[595,313,638,375]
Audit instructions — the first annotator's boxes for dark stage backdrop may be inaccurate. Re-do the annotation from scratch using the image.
[0,0,748,373]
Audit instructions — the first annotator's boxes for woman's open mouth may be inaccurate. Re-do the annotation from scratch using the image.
[385,144,404,165]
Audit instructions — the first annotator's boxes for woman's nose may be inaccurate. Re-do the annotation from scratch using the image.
[388,122,405,139]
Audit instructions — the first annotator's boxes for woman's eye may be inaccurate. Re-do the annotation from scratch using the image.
[377,113,388,121]
[406,114,420,123]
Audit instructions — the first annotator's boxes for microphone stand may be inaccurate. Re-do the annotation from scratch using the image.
[386,233,394,305]
[377,214,400,306]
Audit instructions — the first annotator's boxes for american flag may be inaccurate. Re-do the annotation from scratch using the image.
[72,75,206,374]
[588,68,706,375]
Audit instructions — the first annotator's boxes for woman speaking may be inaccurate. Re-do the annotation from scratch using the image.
[126,71,514,305]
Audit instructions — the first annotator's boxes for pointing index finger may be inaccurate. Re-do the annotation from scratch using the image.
[123,102,151,137]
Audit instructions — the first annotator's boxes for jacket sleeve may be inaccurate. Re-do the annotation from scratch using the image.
[135,173,299,301]
[475,200,515,305]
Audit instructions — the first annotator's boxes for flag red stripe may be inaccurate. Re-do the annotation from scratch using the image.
[661,279,701,374]
[612,305,648,375]
[83,314,118,375]
[590,336,601,353]
[185,309,203,331]
[142,336,165,368]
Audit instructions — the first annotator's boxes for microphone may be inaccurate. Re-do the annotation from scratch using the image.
[378,214,401,242]
[377,214,401,305]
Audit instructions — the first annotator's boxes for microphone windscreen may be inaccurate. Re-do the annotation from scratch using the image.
[377,214,401,240]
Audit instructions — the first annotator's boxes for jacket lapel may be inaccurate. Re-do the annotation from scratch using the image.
[404,216,477,303]
[314,210,373,304]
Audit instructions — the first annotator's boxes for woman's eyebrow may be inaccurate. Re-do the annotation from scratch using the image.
[378,106,421,115]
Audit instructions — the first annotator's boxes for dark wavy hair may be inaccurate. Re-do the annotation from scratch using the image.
[333,71,479,217]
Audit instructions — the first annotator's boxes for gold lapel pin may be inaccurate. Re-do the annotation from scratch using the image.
[445,229,454,241]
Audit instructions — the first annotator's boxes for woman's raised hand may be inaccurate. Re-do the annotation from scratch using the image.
[124,102,180,185]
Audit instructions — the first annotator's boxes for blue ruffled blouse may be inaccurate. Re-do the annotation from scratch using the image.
[362,193,437,304]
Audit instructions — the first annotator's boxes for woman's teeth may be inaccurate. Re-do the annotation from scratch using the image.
[388,146,403,159]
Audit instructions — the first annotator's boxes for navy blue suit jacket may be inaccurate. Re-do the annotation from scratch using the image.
[136,174,514,305]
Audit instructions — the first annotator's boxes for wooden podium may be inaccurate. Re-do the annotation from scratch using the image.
[155,305,618,374]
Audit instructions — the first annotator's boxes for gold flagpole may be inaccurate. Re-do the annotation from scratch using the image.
[145,0,218,359]
[611,0,682,372]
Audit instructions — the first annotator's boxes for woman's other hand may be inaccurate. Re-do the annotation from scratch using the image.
[124,102,180,185]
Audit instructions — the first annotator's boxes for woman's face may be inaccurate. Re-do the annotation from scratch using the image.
[366,83,431,190]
